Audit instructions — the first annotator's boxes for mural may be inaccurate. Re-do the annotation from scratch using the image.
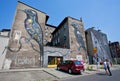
[2,9,44,67]
[71,22,86,51]
[91,31,111,63]
[23,9,44,66]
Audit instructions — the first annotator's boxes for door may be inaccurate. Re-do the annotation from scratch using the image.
[48,56,63,68]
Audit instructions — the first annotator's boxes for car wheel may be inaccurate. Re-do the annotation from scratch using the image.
[57,67,60,70]
[68,69,72,74]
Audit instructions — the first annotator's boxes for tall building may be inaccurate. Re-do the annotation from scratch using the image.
[5,1,49,69]
[85,27,112,64]
[109,41,120,64]
[51,17,87,61]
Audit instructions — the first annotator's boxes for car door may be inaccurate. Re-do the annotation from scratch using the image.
[64,60,72,71]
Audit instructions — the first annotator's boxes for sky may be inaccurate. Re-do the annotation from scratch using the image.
[0,0,120,42]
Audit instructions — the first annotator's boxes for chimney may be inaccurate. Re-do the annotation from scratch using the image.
[80,17,82,22]
[98,29,101,32]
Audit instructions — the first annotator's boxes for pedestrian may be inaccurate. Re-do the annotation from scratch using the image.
[103,58,112,76]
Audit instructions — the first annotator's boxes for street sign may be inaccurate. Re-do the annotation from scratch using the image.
[93,47,97,53]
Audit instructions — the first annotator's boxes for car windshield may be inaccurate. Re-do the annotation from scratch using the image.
[74,61,81,65]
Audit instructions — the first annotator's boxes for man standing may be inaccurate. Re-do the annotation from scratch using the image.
[103,59,112,76]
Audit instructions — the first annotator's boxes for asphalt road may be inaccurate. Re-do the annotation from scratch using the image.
[58,69,120,81]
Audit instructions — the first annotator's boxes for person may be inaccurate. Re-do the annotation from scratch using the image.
[103,59,112,76]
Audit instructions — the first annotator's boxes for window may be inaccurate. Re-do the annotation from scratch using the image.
[74,61,81,65]
[45,32,48,36]
[63,23,67,30]
[58,37,60,43]
[53,41,55,45]
[56,40,57,44]
[64,34,67,40]
[45,26,48,30]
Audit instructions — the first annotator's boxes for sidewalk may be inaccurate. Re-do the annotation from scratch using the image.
[0,65,119,81]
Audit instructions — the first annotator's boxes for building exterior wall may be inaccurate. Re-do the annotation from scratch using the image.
[0,32,9,36]
[51,17,87,62]
[51,18,70,48]
[44,46,70,67]
[5,1,48,69]
[0,36,9,69]
[85,28,112,64]
[109,42,120,64]
[68,17,87,61]
[0,29,10,69]
[44,24,56,46]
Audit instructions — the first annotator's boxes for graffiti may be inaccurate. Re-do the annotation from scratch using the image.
[71,22,86,51]
[44,50,70,57]
[16,57,35,65]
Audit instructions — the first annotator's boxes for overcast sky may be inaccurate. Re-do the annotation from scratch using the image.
[0,0,120,42]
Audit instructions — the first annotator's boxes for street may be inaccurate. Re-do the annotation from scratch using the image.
[58,69,120,81]
[0,66,119,81]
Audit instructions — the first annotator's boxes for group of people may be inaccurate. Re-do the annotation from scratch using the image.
[103,58,112,76]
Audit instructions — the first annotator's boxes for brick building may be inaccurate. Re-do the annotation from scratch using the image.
[2,1,115,69]
[51,17,87,61]
[5,1,49,69]
[3,1,87,69]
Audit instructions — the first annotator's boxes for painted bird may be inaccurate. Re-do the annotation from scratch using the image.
[71,22,86,51]
[22,9,43,66]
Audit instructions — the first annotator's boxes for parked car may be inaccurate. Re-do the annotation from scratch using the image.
[57,60,85,74]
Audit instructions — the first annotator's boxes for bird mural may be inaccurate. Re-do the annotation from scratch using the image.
[71,22,86,51]
[22,9,43,66]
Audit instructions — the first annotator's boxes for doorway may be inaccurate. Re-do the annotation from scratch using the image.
[48,56,63,68]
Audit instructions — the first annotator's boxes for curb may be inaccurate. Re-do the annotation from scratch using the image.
[0,68,43,73]
[43,70,60,79]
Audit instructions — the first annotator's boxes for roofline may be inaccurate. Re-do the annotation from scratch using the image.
[18,1,49,22]
[52,16,82,34]
[52,17,68,34]
[67,16,81,22]
[1,29,11,32]
[46,24,57,28]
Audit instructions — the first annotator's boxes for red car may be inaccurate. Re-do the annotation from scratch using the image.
[57,60,85,74]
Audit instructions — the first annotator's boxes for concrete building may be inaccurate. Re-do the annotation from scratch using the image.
[51,17,87,61]
[0,29,10,69]
[85,27,112,64]
[109,41,120,64]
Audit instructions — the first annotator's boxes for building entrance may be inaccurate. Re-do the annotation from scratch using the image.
[48,56,63,68]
